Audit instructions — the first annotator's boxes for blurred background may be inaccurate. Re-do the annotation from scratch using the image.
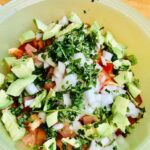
[0,0,150,19]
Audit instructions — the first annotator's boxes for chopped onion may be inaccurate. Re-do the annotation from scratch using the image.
[101,94,113,107]
[101,137,110,146]
[25,83,39,95]
[89,140,102,150]
[63,93,72,106]
[24,98,34,107]
[95,79,101,93]
[38,112,46,123]
[54,61,66,77]
[71,115,83,132]
[103,51,113,61]
[53,123,64,131]
[62,74,77,89]
[73,53,86,66]
[84,87,101,108]
[36,32,43,40]
[127,102,140,118]
[101,85,126,97]
[84,106,95,114]
[44,62,50,69]
[59,16,69,26]
[53,76,63,92]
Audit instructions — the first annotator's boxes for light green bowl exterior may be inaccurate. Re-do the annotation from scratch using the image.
[0,0,150,150]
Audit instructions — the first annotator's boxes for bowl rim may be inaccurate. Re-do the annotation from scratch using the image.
[0,0,150,37]
[0,0,150,150]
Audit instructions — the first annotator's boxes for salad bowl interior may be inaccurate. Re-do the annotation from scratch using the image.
[0,0,150,150]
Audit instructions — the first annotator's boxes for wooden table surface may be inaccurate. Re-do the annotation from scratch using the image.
[0,0,150,20]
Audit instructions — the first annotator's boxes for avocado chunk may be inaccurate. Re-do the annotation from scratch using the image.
[11,58,35,78]
[19,30,35,44]
[1,109,26,141]
[114,71,133,85]
[30,90,47,108]
[46,111,58,128]
[62,138,80,148]
[43,138,56,150]
[56,23,82,37]
[0,90,13,109]
[112,96,130,116]
[43,24,62,40]
[7,75,37,97]
[127,83,141,98]
[113,113,130,132]
[33,19,48,32]
[105,32,125,59]
[0,73,5,87]
[67,12,82,24]
[96,123,115,139]
[90,21,104,45]
[113,59,131,70]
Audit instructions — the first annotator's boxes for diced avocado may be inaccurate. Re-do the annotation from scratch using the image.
[56,23,82,37]
[96,123,115,139]
[113,113,130,132]
[30,90,47,108]
[114,71,133,85]
[11,58,35,78]
[43,138,56,150]
[62,138,80,148]
[0,90,13,109]
[7,75,37,97]
[112,96,130,116]
[43,89,55,111]
[105,32,124,59]
[46,111,58,128]
[33,19,48,32]
[19,30,35,44]
[67,12,82,24]
[127,83,141,98]
[1,109,26,141]
[4,57,17,66]
[113,60,122,69]
[90,21,104,45]
[43,24,62,40]
[5,73,16,83]
[0,73,5,87]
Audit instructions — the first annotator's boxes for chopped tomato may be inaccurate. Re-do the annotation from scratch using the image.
[23,96,33,107]
[44,82,55,90]
[46,67,54,79]
[33,56,43,67]
[45,39,53,46]
[32,39,45,50]
[18,43,27,51]
[128,117,136,125]
[103,63,114,74]
[22,128,46,146]
[115,129,123,137]
[79,115,98,125]
[9,48,24,59]
[58,123,75,138]
[28,114,42,131]
[25,44,37,57]
[135,95,143,106]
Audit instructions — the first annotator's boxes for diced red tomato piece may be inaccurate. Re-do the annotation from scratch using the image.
[46,67,54,79]
[22,128,46,146]
[33,56,43,67]
[135,95,143,106]
[79,115,98,125]
[45,39,53,46]
[58,123,75,138]
[25,44,37,57]
[32,39,45,50]
[128,117,136,125]
[103,63,114,74]
[9,48,24,59]
[115,129,123,137]
[18,43,27,51]
[44,82,55,90]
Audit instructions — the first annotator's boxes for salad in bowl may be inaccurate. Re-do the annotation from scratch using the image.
[0,12,145,150]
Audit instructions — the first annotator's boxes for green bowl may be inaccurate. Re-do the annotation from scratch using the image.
[0,0,150,149]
